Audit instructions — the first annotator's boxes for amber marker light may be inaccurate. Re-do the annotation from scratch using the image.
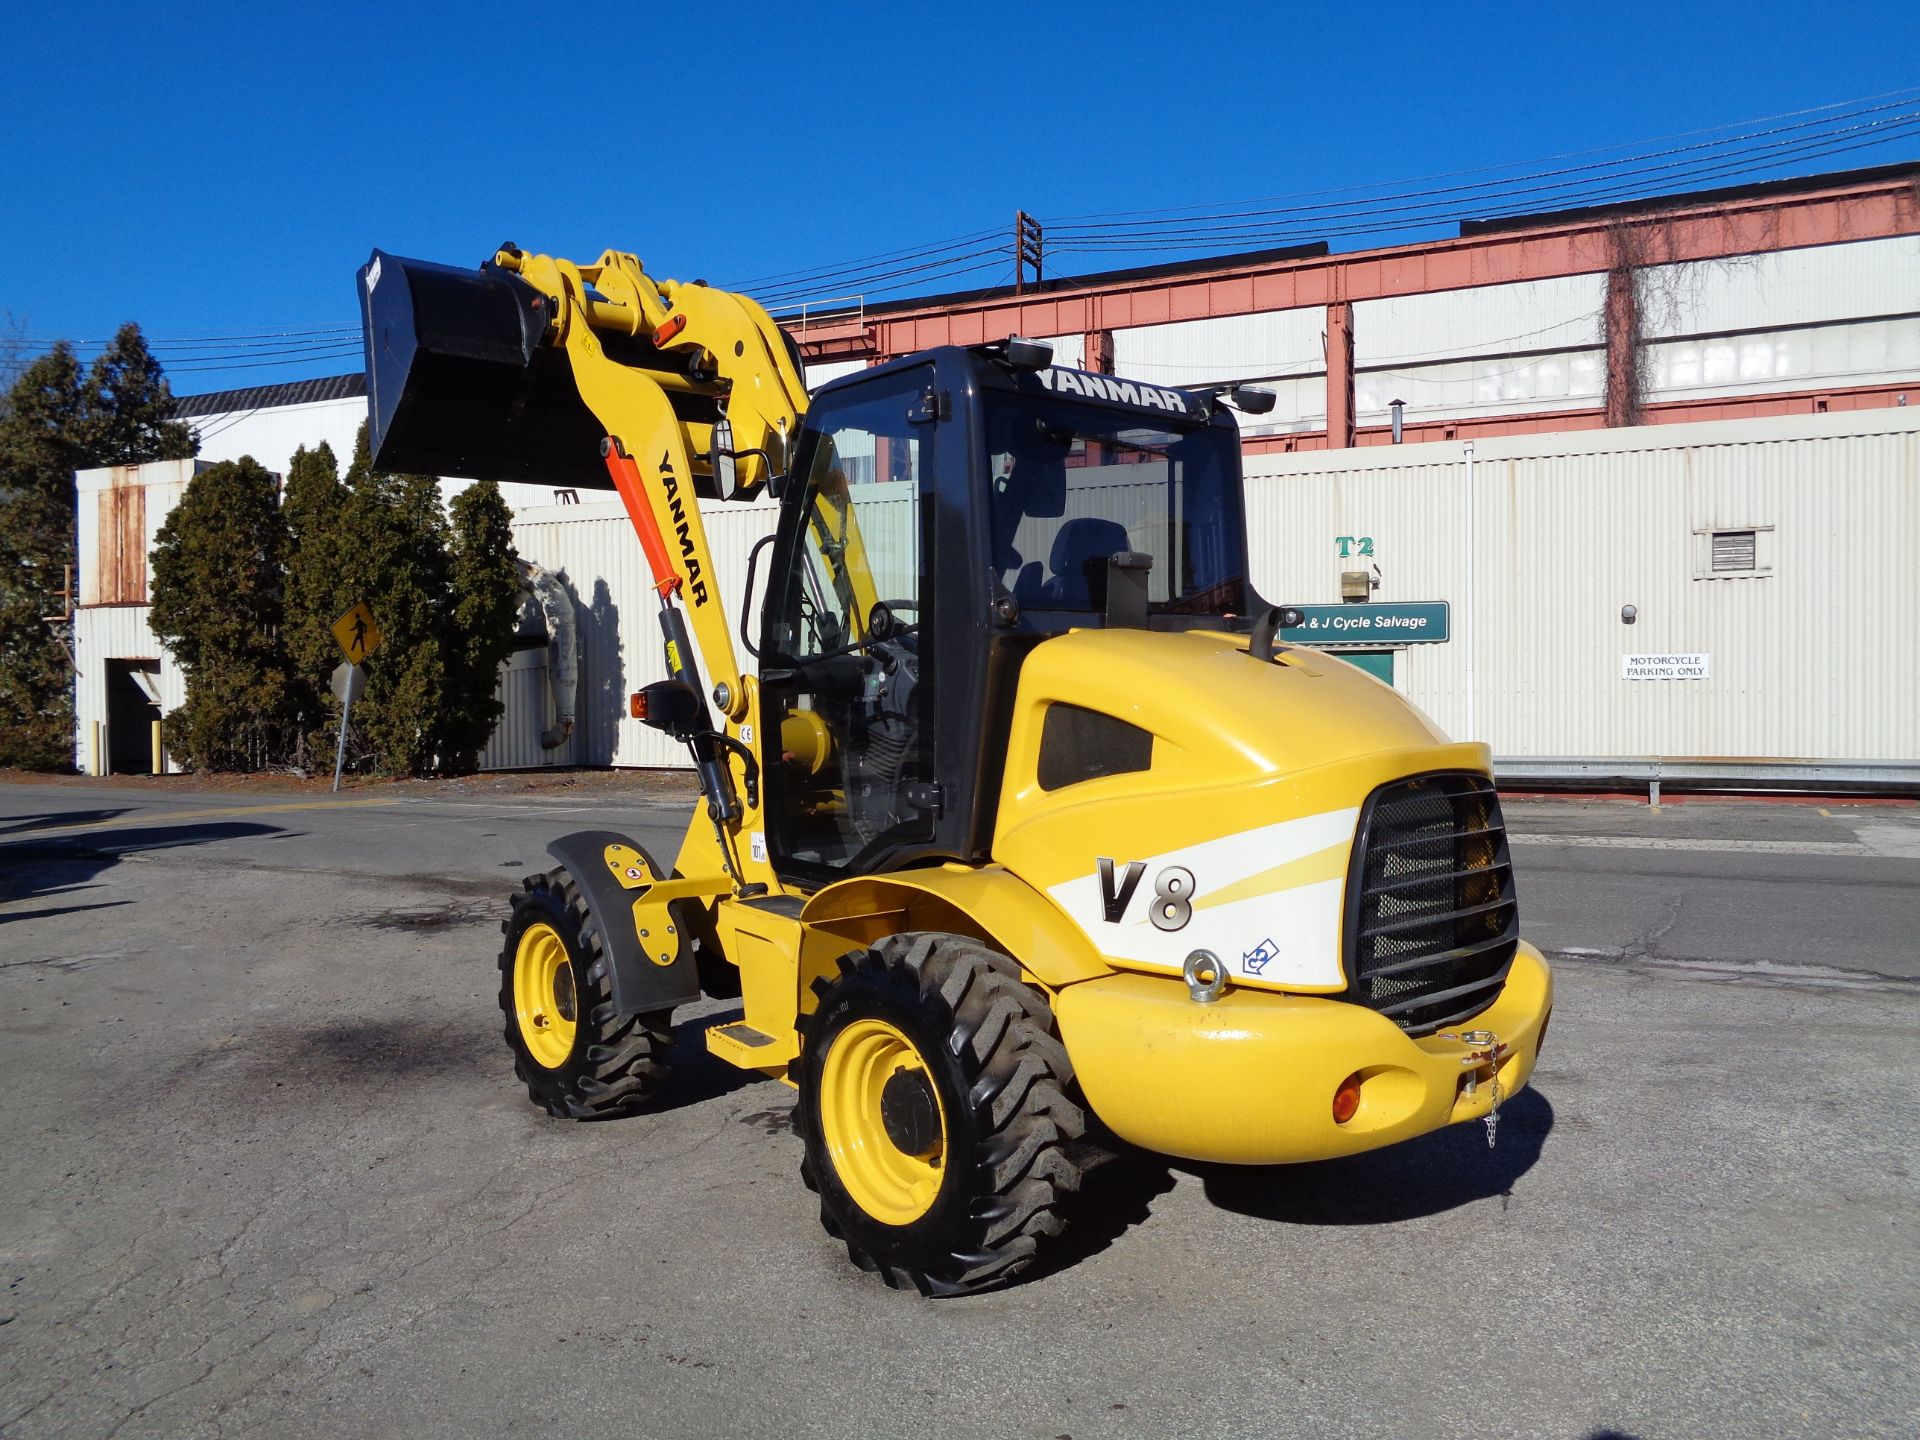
[629,692,648,720]
[1332,1072,1363,1125]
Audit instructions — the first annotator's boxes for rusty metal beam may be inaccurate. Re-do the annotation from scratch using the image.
[1324,302,1355,448]
[791,175,1919,364]
[1241,381,1918,455]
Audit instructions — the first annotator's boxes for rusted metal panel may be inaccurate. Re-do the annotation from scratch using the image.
[96,471,148,603]
[801,174,1917,363]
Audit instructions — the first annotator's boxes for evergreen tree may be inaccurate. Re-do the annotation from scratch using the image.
[0,328,198,770]
[281,441,350,767]
[319,424,449,776]
[0,346,88,769]
[148,457,290,770]
[443,480,522,773]
[75,324,197,466]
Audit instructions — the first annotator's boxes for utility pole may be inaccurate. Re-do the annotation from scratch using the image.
[1014,211,1044,295]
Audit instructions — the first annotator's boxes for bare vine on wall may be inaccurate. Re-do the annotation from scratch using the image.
[1601,206,1778,426]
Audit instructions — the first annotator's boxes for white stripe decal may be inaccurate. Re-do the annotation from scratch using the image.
[1047,807,1358,987]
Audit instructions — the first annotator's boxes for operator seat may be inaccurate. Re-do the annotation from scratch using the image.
[1041,518,1133,608]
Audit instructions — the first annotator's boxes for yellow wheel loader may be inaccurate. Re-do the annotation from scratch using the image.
[358,243,1553,1295]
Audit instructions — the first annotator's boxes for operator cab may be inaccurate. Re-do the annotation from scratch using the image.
[757,346,1262,889]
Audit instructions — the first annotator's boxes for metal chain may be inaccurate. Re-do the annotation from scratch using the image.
[1460,1028,1502,1150]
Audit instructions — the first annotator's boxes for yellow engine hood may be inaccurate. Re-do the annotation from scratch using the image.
[992,628,1488,994]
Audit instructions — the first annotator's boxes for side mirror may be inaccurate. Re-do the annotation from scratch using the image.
[1004,335,1054,371]
[1229,385,1276,415]
[710,418,739,500]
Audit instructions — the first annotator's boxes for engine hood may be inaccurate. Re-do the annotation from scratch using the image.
[989,627,1489,994]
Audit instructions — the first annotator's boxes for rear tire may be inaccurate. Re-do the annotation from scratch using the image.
[498,867,671,1119]
[797,932,1085,1295]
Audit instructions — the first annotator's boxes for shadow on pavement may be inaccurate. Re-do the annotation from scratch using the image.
[1196,1087,1554,1225]
[643,1006,770,1115]
[1012,1151,1180,1288]
[0,820,288,923]
[0,807,133,837]
[1012,1091,1552,1286]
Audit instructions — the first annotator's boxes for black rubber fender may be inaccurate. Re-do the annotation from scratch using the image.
[543,830,704,1017]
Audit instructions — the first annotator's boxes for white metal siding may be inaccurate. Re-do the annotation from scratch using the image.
[498,499,782,768]
[1637,235,1920,338]
[1645,317,1920,404]
[1356,274,1606,364]
[1244,407,1920,762]
[189,397,366,477]
[1112,308,1323,386]
[805,359,868,390]
[188,395,565,512]
[1034,334,1085,371]
[72,604,187,774]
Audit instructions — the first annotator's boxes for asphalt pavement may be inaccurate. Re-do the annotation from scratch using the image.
[1,776,1916,1439]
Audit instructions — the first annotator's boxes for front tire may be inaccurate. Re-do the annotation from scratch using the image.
[797,933,1085,1295]
[498,867,671,1119]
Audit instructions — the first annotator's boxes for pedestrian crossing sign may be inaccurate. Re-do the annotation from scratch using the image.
[331,602,383,664]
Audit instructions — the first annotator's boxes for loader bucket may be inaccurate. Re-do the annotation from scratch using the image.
[357,249,613,489]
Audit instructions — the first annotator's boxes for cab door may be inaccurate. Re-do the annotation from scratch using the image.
[759,366,944,884]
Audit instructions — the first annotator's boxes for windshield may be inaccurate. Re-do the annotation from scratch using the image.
[985,395,1247,618]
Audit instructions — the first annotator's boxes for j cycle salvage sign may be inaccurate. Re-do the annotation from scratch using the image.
[1622,653,1710,680]
[1280,602,1450,644]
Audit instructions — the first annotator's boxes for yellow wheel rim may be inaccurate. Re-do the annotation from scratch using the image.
[819,1018,947,1226]
[513,922,578,1070]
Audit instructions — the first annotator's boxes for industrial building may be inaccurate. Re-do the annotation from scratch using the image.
[71,164,1920,788]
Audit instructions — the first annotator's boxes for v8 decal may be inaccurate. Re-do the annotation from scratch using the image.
[1097,858,1197,932]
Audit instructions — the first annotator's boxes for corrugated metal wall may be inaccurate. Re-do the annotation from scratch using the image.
[71,604,186,774]
[1088,237,1916,433]
[1243,406,1919,761]
[498,406,1916,771]
[77,461,197,606]
[487,499,784,769]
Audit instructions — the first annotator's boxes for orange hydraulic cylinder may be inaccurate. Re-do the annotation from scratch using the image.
[601,438,682,600]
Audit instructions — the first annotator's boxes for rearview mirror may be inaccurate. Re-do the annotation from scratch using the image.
[710,418,739,500]
[1004,336,1054,371]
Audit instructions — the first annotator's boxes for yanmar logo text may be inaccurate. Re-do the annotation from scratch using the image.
[1035,367,1192,416]
[657,451,709,606]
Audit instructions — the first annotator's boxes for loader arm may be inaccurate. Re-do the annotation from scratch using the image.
[361,240,826,889]
[493,243,809,699]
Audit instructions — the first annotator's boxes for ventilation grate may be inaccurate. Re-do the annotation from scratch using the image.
[1711,529,1758,573]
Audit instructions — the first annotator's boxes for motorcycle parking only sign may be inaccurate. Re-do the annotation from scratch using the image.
[1622,653,1710,680]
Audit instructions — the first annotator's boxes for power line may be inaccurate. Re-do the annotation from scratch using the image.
[1043,86,1920,226]
[728,226,1006,290]
[1047,108,1920,252]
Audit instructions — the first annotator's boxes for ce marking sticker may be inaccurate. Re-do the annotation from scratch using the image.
[1096,858,1196,932]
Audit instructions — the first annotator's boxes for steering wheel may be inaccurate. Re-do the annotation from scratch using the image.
[867,599,921,644]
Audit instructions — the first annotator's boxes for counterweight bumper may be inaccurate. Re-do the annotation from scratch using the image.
[1054,943,1552,1164]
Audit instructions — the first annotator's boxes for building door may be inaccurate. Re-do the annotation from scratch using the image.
[105,659,162,774]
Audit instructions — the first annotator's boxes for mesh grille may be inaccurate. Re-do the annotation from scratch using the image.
[1344,772,1517,1035]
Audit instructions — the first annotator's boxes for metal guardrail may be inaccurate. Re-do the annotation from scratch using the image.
[764,294,864,334]
[1494,757,1920,803]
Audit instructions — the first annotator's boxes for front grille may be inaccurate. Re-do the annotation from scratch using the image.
[1343,772,1518,1035]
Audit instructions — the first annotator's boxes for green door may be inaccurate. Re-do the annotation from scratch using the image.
[1337,650,1395,686]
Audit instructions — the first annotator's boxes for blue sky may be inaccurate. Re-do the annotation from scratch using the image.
[5,0,1918,393]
